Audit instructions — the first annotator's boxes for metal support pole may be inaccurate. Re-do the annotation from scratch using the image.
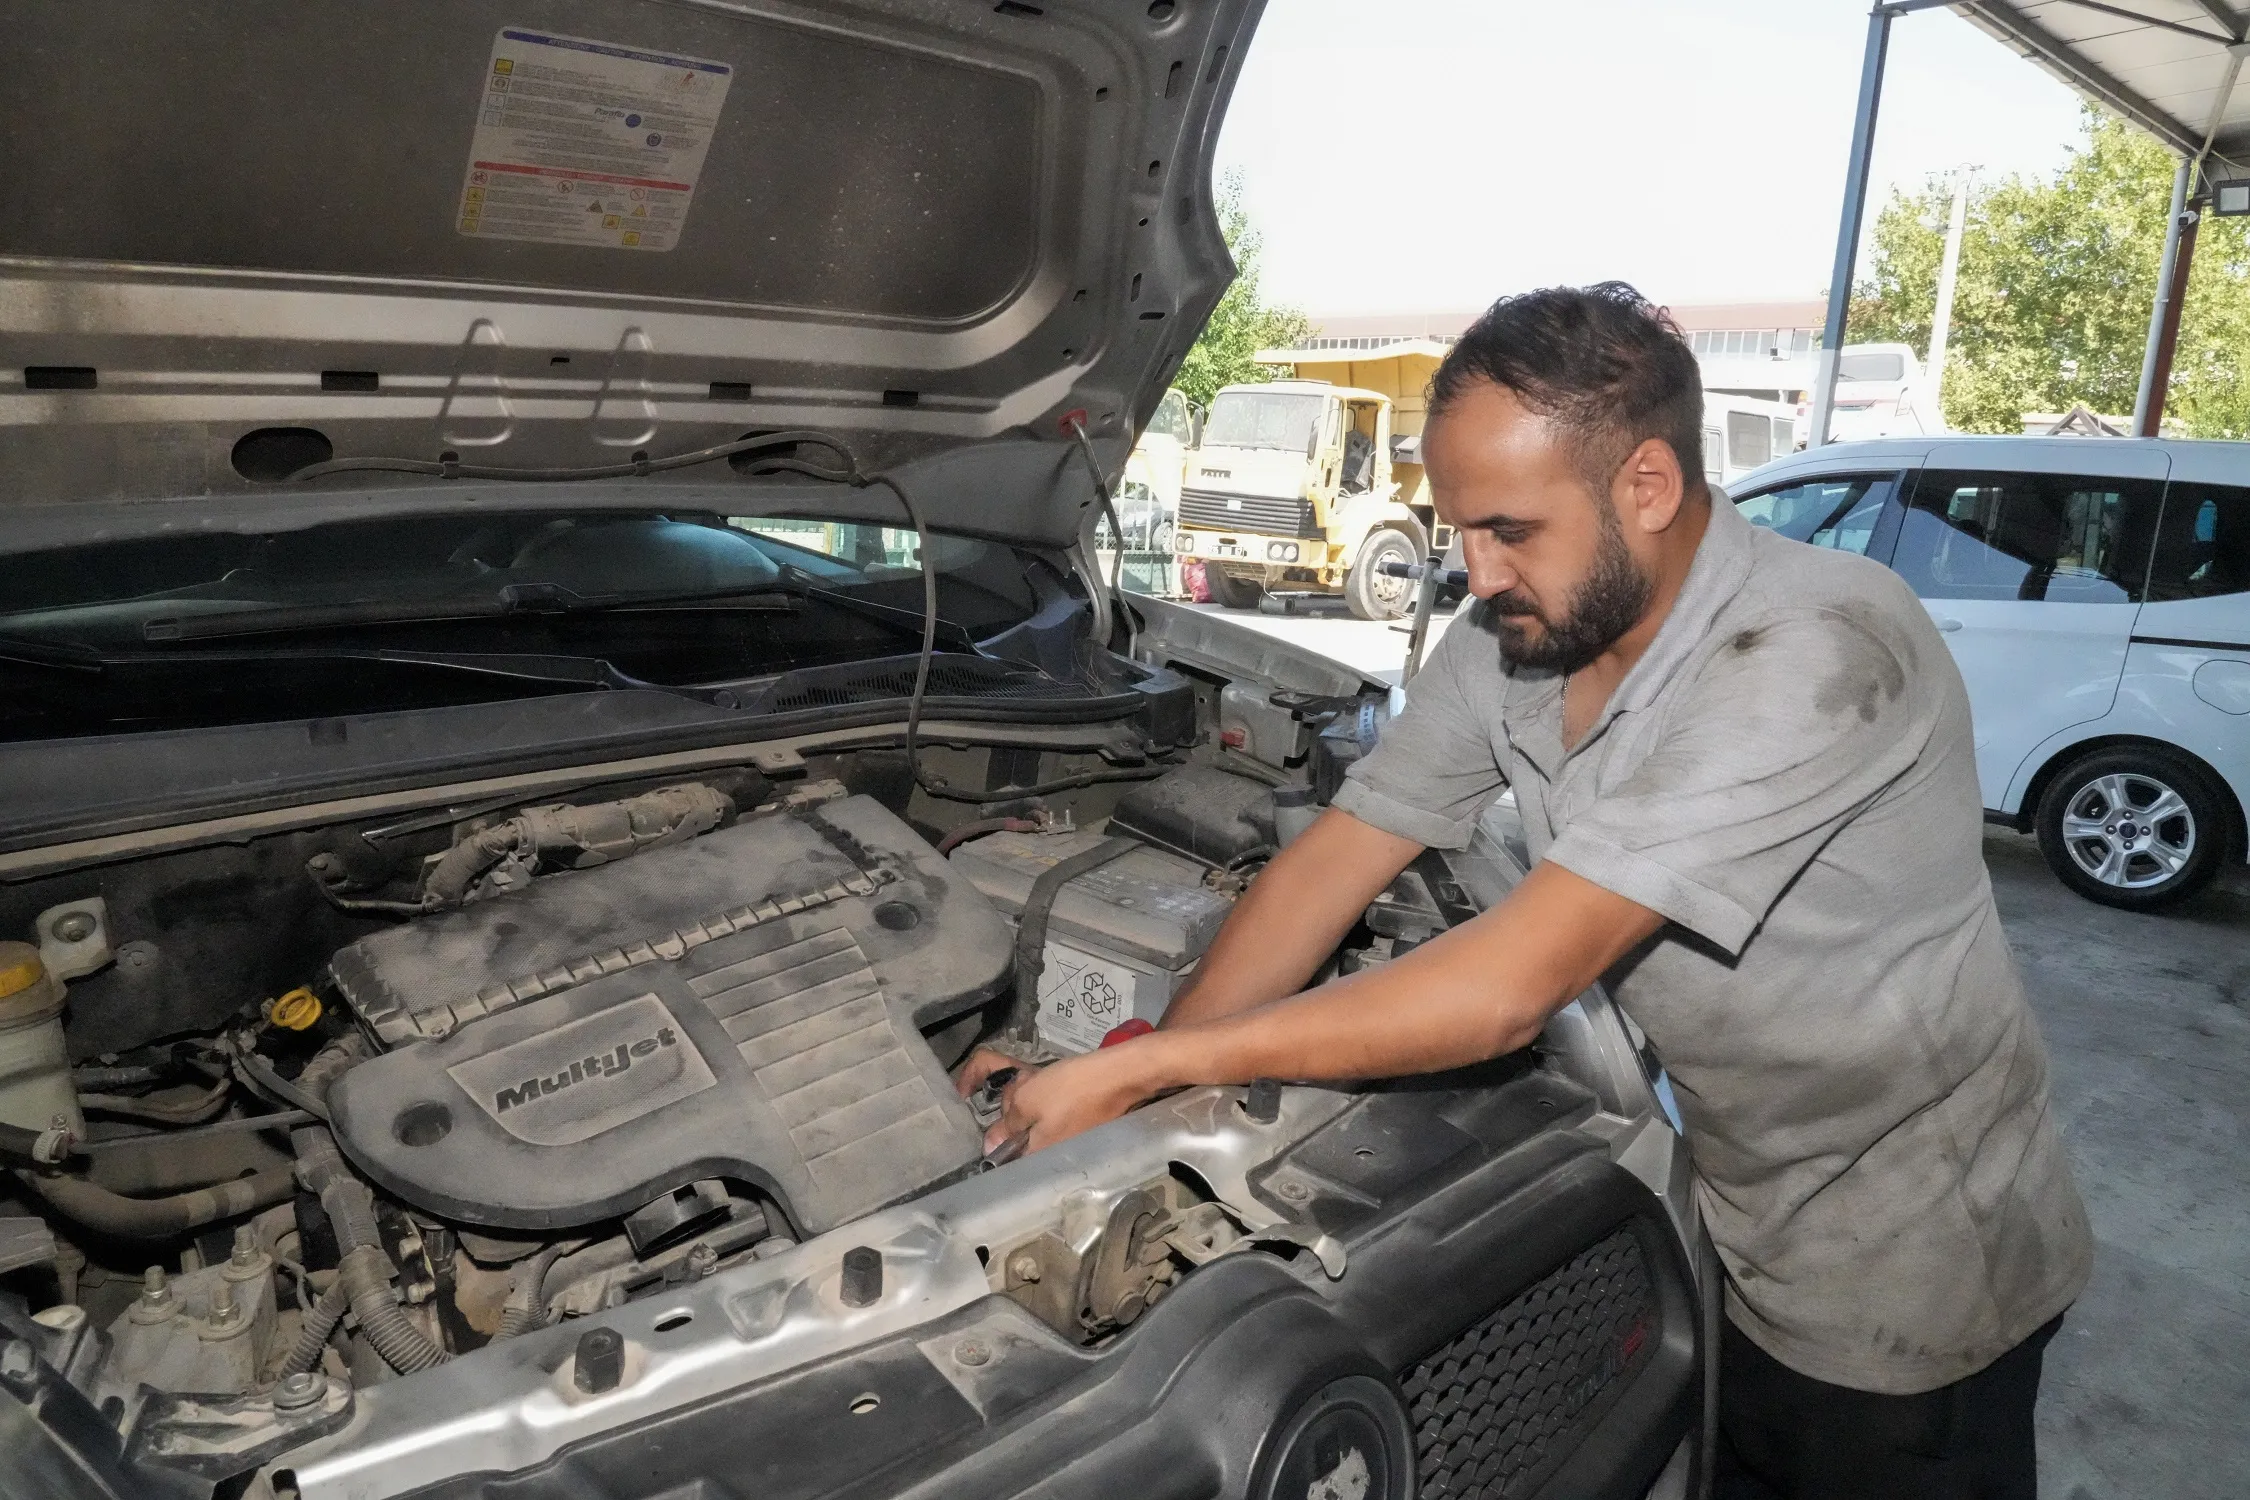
[1400,557,1445,683]
[2138,201,2200,438]
[2133,159,2194,437]
[1810,7,1893,448]
[1926,168,1972,417]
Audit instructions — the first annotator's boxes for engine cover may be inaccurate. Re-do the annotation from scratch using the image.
[325,795,1007,1235]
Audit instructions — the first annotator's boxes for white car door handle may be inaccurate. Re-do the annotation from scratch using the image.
[1934,617,1963,632]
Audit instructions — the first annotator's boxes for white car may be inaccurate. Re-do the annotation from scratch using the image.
[1730,437,2249,910]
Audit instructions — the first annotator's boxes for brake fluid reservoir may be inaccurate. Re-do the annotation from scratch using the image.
[0,943,83,1139]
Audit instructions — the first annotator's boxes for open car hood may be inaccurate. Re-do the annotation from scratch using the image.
[0,0,1259,545]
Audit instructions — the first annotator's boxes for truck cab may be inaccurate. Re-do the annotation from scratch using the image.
[1175,375,1432,618]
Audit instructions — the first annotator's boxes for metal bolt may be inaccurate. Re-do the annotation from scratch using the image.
[0,1340,34,1380]
[51,911,96,944]
[141,1267,172,1306]
[839,1246,883,1308]
[573,1328,626,1395]
[1008,1254,1042,1284]
[208,1281,240,1327]
[953,1339,991,1367]
[684,1242,718,1279]
[273,1371,326,1411]
[1275,1178,1310,1202]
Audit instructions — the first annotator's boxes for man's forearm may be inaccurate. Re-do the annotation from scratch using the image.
[1130,862,1666,1093]
[1160,807,1424,1029]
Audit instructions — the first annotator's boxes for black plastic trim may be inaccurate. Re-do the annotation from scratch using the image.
[2131,634,2250,652]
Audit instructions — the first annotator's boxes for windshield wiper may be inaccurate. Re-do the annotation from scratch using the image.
[0,635,105,674]
[2,640,726,702]
[136,576,980,651]
[136,582,798,645]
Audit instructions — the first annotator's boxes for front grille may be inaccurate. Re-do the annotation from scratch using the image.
[1178,487,1321,538]
[1402,1227,1656,1498]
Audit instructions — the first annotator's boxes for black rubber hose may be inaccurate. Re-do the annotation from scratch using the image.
[294,1126,450,1374]
[279,1281,349,1378]
[18,1165,297,1239]
[495,1240,581,1340]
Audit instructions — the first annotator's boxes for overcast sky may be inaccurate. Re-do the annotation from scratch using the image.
[1214,0,2090,316]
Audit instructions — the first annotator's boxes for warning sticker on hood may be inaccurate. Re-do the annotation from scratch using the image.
[456,26,733,253]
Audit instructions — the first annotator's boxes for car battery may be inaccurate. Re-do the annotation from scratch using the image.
[946,829,1233,1055]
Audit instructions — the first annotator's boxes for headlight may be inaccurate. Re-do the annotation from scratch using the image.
[1266,541,1300,562]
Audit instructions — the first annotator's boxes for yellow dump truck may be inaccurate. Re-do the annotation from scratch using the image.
[1171,341,1455,618]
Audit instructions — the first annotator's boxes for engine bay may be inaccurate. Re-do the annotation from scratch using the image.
[0,735,1459,1494]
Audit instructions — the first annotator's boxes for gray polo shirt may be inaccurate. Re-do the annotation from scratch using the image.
[1335,495,2092,1395]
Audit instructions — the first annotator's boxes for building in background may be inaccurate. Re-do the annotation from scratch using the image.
[1301,300,1827,403]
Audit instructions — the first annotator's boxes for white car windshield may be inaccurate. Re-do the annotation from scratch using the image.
[1203,391,1325,451]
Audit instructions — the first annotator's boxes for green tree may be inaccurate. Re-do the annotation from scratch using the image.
[1850,107,2250,437]
[1172,171,1313,409]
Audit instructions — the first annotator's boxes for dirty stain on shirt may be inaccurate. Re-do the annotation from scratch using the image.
[1335,495,2093,1395]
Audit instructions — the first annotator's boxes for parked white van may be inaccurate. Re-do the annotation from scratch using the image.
[1729,436,2250,909]
[1825,343,1944,442]
[1701,393,1800,489]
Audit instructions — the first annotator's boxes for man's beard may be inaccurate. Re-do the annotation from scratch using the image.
[1486,512,1653,675]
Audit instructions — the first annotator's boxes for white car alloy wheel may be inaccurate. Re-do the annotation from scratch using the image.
[2035,747,2229,911]
[2058,771,2197,890]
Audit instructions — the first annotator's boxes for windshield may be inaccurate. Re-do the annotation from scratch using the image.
[1202,391,1326,452]
[1838,351,1906,383]
[0,509,1045,742]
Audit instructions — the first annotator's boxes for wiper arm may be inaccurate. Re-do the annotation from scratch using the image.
[139,582,801,645]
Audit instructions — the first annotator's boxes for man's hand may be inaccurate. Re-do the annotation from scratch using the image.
[979,1044,1151,1154]
[954,1045,1027,1100]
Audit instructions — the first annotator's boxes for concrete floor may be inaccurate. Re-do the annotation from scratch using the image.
[1187,600,2250,1496]
[1989,830,2250,1499]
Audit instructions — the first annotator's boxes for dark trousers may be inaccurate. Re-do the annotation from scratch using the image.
[1714,1312,2063,1500]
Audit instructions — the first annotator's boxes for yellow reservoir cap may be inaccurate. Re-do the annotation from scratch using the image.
[265,988,323,1032]
[0,942,46,1000]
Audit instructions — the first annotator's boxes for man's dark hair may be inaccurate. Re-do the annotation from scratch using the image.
[1429,282,1706,499]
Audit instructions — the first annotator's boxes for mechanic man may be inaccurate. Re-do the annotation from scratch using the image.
[968,284,2093,1498]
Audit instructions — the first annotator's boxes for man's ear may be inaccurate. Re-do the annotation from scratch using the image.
[1613,436,1689,536]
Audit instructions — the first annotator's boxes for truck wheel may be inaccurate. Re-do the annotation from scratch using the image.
[2033,746,2228,911]
[1345,530,1419,621]
[1206,567,1265,610]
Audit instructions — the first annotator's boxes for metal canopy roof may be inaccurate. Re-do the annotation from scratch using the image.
[1955,0,2250,172]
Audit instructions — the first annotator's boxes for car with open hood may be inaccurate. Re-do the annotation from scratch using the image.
[0,5,1710,1497]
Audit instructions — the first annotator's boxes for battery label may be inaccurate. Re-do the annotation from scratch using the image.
[456,26,734,252]
[1037,941,1168,1056]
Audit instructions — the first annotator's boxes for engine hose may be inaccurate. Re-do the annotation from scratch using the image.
[17,1164,298,1239]
[294,1125,451,1374]
[339,1244,448,1374]
[495,1239,582,1340]
[933,816,1043,855]
[279,1281,349,1378]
